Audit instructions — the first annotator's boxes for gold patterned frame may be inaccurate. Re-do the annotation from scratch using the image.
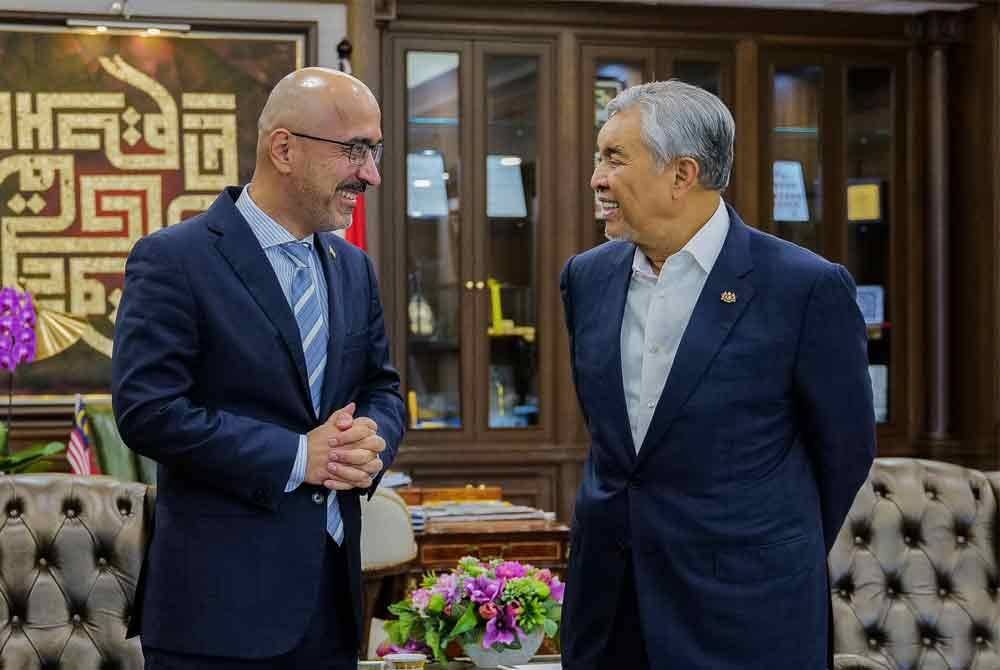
[0,19,309,404]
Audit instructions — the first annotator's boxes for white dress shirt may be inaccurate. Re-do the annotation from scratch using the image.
[621,198,730,452]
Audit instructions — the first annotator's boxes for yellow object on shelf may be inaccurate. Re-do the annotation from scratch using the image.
[407,390,419,429]
[488,325,536,342]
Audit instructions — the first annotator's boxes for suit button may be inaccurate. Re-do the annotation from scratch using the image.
[312,492,325,504]
[252,488,268,504]
[628,479,641,490]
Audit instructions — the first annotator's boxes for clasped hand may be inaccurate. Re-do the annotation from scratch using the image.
[305,402,386,490]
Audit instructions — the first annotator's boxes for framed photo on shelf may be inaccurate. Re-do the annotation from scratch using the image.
[594,78,624,124]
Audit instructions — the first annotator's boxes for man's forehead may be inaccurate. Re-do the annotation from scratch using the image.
[597,112,637,148]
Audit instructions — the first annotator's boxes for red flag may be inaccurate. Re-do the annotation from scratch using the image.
[346,193,367,251]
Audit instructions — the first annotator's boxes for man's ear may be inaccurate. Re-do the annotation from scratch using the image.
[268,129,294,175]
[673,156,702,196]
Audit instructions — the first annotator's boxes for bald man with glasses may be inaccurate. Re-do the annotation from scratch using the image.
[112,67,405,670]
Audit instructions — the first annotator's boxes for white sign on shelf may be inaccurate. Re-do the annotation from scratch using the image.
[856,285,885,326]
[868,364,888,423]
[773,160,809,222]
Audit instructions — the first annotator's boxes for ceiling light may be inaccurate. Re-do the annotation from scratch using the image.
[65,19,191,34]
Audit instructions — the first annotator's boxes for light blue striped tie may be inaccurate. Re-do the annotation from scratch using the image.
[282,241,343,544]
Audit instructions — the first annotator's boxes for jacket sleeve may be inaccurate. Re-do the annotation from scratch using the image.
[354,253,406,499]
[793,263,877,553]
[112,233,299,511]
[560,255,590,428]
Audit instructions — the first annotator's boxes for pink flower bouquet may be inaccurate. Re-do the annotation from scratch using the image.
[381,557,564,663]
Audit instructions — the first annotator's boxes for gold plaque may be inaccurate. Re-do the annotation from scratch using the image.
[847,183,881,222]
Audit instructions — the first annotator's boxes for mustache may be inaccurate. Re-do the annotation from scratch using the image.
[337,181,368,194]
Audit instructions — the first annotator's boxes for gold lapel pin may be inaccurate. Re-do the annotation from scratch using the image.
[721,291,737,304]
[329,246,336,259]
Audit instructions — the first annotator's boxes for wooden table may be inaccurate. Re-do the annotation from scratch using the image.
[414,518,570,573]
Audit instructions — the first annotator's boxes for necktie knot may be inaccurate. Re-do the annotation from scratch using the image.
[281,241,312,267]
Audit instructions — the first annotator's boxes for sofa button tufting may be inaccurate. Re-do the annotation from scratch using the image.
[868,638,878,648]
[887,587,895,596]
[37,558,47,567]
[977,636,985,645]
[854,536,864,546]
[958,535,967,545]
[839,589,848,598]
[8,509,19,519]
[939,588,948,597]
[65,509,76,518]
[72,614,81,623]
[11,615,20,625]
[98,557,108,567]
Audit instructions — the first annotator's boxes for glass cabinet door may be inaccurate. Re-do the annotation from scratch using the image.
[762,51,902,432]
[845,65,894,425]
[769,63,824,254]
[402,48,466,431]
[581,46,653,248]
[660,48,734,204]
[478,44,550,432]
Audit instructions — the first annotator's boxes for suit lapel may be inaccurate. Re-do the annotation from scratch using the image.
[634,208,756,469]
[210,187,312,413]
[594,242,639,467]
[316,233,346,421]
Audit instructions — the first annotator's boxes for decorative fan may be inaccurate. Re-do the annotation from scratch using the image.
[33,309,90,361]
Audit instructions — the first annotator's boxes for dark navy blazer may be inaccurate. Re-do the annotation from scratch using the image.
[112,187,405,658]
[559,205,876,670]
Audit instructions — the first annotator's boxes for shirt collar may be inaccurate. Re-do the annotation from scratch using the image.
[632,197,730,278]
[235,185,315,251]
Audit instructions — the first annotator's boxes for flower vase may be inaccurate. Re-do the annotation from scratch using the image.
[461,628,544,669]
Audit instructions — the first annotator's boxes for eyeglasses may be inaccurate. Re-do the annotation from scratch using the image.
[288,131,384,166]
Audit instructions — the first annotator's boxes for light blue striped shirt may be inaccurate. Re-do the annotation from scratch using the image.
[235,185,330,493]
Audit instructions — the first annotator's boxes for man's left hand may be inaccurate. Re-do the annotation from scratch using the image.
[324,417,386,491]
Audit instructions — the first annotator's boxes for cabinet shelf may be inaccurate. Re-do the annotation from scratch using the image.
[409,337,461,353]
[773,126,819,135]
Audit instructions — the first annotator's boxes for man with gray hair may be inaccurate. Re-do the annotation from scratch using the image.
[559,80,875,669]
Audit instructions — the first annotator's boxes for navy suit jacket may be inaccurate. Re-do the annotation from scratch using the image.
[111,187,405,658]
[559,205,876,670]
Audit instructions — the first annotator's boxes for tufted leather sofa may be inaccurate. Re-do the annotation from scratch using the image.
[0,474,152,669]
[0,473,416,668]
[830,458,1000,670]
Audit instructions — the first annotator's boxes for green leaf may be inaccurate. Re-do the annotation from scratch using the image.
[445,602,478,641]
[385,620,407,645]
[425,626,445,663]
[543,618,558,638]
[388,601,413,617]
[1,441,66,474]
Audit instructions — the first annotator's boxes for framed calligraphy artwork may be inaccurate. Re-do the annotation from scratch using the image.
[0,21,308,403]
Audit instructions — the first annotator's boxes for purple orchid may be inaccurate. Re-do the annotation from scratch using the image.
[495,561,528,580]
[431,572,462,606]
[0,288,36,373]
[482,603,525,649]
[549,577,565,603]
[376,638,432,658]
[466,575,502,604]
[410,588,432,612]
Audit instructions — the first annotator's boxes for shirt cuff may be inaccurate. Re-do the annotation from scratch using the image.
[284,434,308,493]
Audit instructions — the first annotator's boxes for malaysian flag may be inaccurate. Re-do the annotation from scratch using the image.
[67,394,100,476]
